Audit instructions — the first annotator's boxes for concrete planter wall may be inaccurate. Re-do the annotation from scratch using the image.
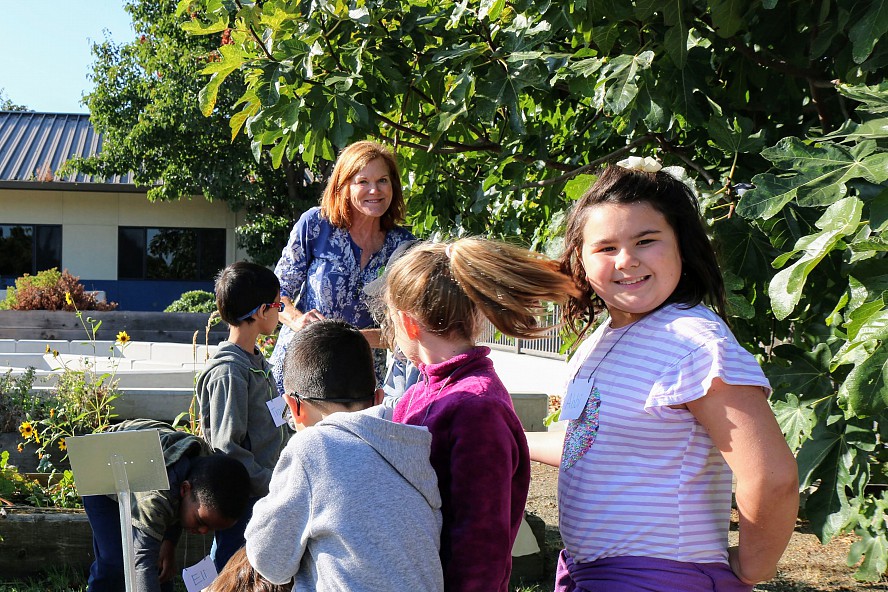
[0,506,215,578]
[0,310,228,344]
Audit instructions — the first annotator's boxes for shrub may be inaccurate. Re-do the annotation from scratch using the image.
[164,290,217,313]
[0,268,116,311]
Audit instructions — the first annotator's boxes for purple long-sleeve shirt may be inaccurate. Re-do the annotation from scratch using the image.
[393,347,530,592]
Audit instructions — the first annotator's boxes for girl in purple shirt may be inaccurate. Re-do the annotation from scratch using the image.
[382,238,580,592]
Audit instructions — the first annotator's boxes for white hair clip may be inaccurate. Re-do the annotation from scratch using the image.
[444,244,453,259]
[616,156,662,173]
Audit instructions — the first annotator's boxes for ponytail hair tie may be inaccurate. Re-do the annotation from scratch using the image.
[445,243,453,259]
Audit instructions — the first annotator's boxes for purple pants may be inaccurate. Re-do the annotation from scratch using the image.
[554,549,754,592]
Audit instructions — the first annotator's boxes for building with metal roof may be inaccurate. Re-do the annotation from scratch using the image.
[0,111,245,310]
[0,111,136,188]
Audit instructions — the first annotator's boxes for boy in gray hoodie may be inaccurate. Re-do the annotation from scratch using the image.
[196,262,289,572]
[245,319,444,591]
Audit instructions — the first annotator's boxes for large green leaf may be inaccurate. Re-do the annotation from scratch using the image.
[840,345,888,418]
[738,138,888,220]
[772,393,818,452]
[849,526,888,582]
[848,0,888,64]
[797,421,854,542]
[592,51,654,114]
[765,343,835,402]
[767,196,863,320]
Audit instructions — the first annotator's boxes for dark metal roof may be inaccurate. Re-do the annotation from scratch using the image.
[0,111,139,190]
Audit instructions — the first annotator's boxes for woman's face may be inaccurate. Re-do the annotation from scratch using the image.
[347,158,393,223]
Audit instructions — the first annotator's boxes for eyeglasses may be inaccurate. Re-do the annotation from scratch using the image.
[287,391,376,416]
[235,302,285,322]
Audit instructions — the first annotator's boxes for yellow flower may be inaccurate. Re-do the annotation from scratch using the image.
[38,452,43,460]
[58,438,67,451]
[50,408,56,418]
[45,344,51,354]
[17,443,24,453]
[52,349,59,357]
[19,421,34,439]
[65,291,73,306]
[116,330,131,345]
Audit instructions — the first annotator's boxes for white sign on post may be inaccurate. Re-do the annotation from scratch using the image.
[67,430,170,592]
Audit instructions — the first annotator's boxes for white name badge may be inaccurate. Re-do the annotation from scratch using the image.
[559,376,594,422]
[182,555,218,592]
[266,395,288,427]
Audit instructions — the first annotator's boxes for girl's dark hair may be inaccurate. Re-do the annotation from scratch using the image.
[560,165,727,338]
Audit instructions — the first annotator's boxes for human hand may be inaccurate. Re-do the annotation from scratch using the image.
[728,545,775,585]
[293,309,325,331]
[158,539,177,583]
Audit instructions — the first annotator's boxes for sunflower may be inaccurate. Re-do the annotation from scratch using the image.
[17,443,23,453]
[19,421,34,439]
[116,330,131,345]
[65,291,74,306]
[45,344,51,354]
[58,438,67,451]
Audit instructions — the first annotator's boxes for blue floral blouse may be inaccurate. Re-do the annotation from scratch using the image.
[269,207,415,393]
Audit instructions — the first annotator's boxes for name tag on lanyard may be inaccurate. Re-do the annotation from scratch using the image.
[559,374,595,422]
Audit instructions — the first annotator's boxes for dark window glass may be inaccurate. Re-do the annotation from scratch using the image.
[118,228,146,279]
[118,226,226,281]
[0,224,62,277]
[35,226,62,272]
[197,228,226,281]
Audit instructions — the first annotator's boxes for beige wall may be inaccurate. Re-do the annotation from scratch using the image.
[0,188,244,280]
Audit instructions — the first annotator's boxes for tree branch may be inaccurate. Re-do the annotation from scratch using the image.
[729,38,834,88]
[515,135,656,190]
[234,0,277,62]
[654,135,716,186]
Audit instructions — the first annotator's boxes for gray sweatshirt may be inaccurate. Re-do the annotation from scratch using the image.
[245,406,444,592]
[196,341,287,496]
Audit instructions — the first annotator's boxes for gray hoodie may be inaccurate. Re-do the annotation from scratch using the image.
[245,406,444,592]
[196,341,287,496]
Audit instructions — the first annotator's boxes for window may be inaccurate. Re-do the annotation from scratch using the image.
[0,224,62,277]
[118,227,226,281]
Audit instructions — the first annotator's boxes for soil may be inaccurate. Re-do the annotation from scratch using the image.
[524,462,888,592]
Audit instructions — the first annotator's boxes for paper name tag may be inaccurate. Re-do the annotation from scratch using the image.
[559,376,593,422]
[266,395,288,427]
[182,555,217,592]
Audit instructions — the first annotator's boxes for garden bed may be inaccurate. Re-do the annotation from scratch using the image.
[0,505,215,578]
[0,311,227,344]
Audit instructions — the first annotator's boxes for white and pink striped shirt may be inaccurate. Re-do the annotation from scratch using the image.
[558,303,771,565]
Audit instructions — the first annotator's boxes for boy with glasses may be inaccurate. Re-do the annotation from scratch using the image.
[245,319,444,591]
[197,261,289,572]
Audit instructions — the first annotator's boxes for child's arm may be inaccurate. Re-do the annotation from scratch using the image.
[686,379,799,585]
[244,443,311,585]
[204,373,273,492]
[525,430,565,466]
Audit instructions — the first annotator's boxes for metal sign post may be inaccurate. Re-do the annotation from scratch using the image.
[67,430,169,592]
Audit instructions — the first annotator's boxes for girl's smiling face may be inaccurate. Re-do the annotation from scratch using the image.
[579,201,683,328]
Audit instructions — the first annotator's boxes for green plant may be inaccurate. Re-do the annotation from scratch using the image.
[0,268,116,311]
[164,289,217,313]
[0,368,38,433]
[0,450,41,505]
[17,296,128,470]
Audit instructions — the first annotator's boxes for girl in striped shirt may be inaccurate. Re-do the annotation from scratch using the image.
[528,162,798,591]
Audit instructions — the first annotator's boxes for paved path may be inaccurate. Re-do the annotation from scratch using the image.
[487,348,568,397]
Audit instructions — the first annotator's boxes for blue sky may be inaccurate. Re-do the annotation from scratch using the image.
[1,0,134,113]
